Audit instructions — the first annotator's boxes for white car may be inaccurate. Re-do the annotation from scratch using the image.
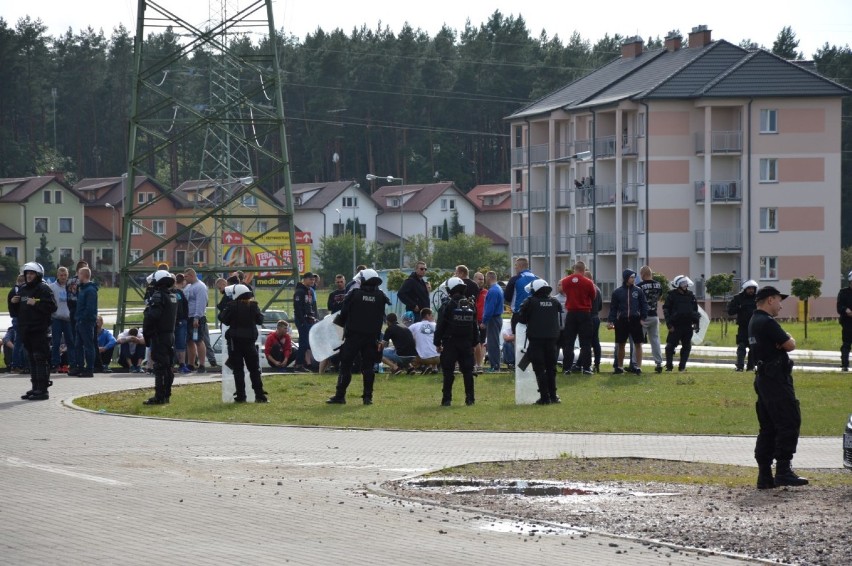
[209,327,276,369]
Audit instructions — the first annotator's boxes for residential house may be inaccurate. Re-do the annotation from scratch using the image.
[0,175,85,272]
[370,182,476,268]
[466,183,511,256]
[75,176,186,278]
[506,26,850,316]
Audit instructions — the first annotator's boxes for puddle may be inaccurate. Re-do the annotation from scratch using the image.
[406,478,681,499]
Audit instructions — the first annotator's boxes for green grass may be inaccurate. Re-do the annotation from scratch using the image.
[74,367,850,435]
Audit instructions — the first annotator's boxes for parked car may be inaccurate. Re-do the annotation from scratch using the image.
[209,327,273,369]
[844,414,852,470]
[261,309,290,329]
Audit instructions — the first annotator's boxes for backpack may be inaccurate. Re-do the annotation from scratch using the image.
[449,297,476,331]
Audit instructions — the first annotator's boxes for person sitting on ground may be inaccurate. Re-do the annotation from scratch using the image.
[117,327,146,372]
[381,313,418,374]
[501,324,516,370]
[264,320,293,372]
[407,308,440,374]
[95,315,117,373]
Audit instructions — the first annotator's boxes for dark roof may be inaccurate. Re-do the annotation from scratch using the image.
[74,176,186,208]
[272,181,362,211]
[474,221,508,246]
[466,184,512,212]
[370,182,463,213]
[0,176,83,203]
[0,223,25,239]
[83,216,115,242]
[175,222,211,244]
[507,39,851,119]
[376,226,405,245]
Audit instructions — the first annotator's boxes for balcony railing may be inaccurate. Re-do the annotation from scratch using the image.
[557,235,572,254]
[529,190,548,210]
[556,188,572,208]
[554,142,575,161]
[510,235,548,255]
[695,130,743,154]
[529,235,547,255]
[511,191,527,211]
[622,134,639,156]
[510,236,528,255]
[695,229,742,252]
[694,180,742,203]
[574,139,592,154]
[622,183,641,205]
[595,136,617,158]
[528,143,552,165]
[511,146,526,168]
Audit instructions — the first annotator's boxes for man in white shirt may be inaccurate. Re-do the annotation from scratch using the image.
[183,268,209,372]
[407,308,439,374]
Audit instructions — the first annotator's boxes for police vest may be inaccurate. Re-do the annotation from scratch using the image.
[448,297,476,332]
[525,297,561,340]
[346,288,386,334]
[145,289,178,335]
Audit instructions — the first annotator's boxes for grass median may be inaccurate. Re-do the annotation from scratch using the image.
[74,367,849,435]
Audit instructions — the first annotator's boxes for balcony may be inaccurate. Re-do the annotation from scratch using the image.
[694,180,742,204]
[594,231,639,254]
[510,235,547,256]
[622,134,639,156]
[529,190,548,210]
[554,142,575,161]
[695,229,742,252]
[557,235,572,254]
[574,139,592,154]
[510,143,550,167]
[511,191,527,211]
[556,188,572,209]
[695,130,742,154]
[595,136,617,158]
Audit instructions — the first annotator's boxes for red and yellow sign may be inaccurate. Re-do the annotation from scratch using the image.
[222,231,312,287]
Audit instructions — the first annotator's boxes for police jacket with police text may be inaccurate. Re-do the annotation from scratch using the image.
[143,288,178,338]
[727,291,757,327]
[434,292,478,347]
[339,284,388,336]
[517,294,563,340]
[13,280,57,332]
[219,299,263,341]
[663,289,699,327]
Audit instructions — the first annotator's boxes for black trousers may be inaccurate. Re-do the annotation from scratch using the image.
[230,336,263,398]
[562,311,593,369]
[22,327,51,391]
[754,371,801,464]
[335,332,378,400]
[665,324,693,369]
[150,334,175,401]
[528,337,558,400]
[735,325,753,370]
[841,321,852,368]
[440,339,475,403]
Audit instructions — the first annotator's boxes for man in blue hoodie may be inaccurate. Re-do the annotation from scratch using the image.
[607,269,647,374]
[504,257,537,331]
[482,271,505,372]
[70,266,98,378]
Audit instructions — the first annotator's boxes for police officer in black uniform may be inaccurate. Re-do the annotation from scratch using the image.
[837,270,852,371]
[12,262,57,400]
[663,275,700,372]
[728,279,758,371]
[748,285,808,489]
[327,269,389,405]
[142,270,178,405]
[434,277,479,406]
[219,284,266,402]
[517,279,563,405]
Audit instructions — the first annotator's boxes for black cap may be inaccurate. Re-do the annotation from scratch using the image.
[755,285,788,302]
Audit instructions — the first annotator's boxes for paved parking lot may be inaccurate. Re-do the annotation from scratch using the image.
[0,374,841,565]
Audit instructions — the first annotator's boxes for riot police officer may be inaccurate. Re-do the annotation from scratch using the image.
[434,277,479,406]
[326,269,389,405]
[728,279,758,371]
[748,286,808,489]
[219,284,266,402]
[517,279,563,405]
[142,270,178,405]
[12,262,57,400]
[663,275,700,372]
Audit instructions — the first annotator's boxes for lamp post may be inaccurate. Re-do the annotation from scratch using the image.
[105,202,117,286]
[366,174,404,268]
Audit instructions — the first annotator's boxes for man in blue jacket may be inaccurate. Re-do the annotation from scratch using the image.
[482,271,505,372]
[504,257,537,331]
[70,267,98,378]
[607,269,647,374]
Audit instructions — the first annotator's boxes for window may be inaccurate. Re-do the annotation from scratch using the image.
[637,112,645,137]
[152,220,165,235]
[449,199,456,210]
[760,256,778,280]
[59,218,73,233]
[759,158,777,182]
[760,109,777,133]
[193,250,207,265]
[431,225,444,238]
[231,221,243,232]
[333,223,345,237]
[342,196,358,208]
[440,198,448,210]
[175,250,186,267]
[43,191,51,204]
[154,249,166,263]
[137,192,154,204]
[256,220,269,233]
[241,194,257,207]
[390,197,400,207]
[637,210,646,234]
[54,190,63,204]
[131,221,143,235]
[100,248,113,264]
[34,218,48,233]
[130,249,142,261]
[4,246,18,260]
[760,207,778,231]
[637,162,645,185]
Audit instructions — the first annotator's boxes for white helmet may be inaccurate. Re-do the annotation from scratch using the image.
[360,268,381,285]
[21,261,44,276]
[446,276,465,293]
[233,283,252,299]
[224,284,236,298]
[742,279,758,291]
[673,275,693,289]
[153,269,175,286]
[524,278,552,295]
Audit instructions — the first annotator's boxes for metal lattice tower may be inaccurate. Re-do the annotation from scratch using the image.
[118,0,298,332]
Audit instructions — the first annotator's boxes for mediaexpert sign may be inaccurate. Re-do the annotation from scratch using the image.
[221,231,312,287]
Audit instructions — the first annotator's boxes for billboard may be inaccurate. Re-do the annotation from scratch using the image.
[221,231,312,287]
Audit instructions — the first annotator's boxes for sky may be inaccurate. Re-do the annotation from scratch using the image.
[3,0,851,58]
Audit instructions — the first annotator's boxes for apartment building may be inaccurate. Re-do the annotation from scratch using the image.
[507,26,850,316]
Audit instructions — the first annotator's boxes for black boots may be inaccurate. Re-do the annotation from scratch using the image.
[775,460,809,486]
[756,463,775,489]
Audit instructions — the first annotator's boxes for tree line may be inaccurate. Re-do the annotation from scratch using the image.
[1,15,850,245]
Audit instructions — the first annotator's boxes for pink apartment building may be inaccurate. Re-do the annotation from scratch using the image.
[507,26,850,317]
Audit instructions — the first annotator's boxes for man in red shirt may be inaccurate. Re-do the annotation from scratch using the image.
[264,320,293,371]
[559,261,597,374]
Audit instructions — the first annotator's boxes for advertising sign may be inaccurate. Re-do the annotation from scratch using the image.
[221,231,312,287]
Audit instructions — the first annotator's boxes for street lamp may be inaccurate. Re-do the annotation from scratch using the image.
[105,202,117,286]
[366,173,405,268]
